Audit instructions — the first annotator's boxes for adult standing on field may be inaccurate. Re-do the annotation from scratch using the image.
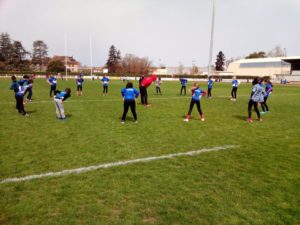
[231,76,239,101]
[140,75,157,106]
[121,82,139,124]
[247,77,265,123]
[47,74,57,97]
[139,75,145,104]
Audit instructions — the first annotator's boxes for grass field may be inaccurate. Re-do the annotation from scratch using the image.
[0,77,299,225]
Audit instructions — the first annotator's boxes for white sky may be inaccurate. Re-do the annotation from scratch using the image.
[0,0,299,67]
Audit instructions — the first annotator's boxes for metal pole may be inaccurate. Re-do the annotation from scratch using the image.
[208,0,215,77]
[90,35,93,77]
[65,32,68,80]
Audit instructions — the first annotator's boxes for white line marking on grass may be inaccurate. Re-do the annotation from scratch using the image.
[1,94,299,105]
[1,145,236,184]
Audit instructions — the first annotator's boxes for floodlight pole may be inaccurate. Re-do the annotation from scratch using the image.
[208,0,215,77]
[90,35,93,77]
[65,32,68,80]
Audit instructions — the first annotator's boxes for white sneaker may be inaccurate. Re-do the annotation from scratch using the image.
[121,121,125,124]
[183,118,189,122]
[134,120,138,124]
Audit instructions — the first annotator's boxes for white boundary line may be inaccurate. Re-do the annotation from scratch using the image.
[1,145,236,184]
[1,94,299,105]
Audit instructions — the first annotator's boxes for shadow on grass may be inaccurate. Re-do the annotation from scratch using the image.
[26,110,37,114]
[234,115,247,121]
[119,117,136,122]
[65,114,72,118]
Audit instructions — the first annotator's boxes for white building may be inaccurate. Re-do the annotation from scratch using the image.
[227,56,300,78]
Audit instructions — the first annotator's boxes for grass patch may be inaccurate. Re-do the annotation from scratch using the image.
[0,78,299,224]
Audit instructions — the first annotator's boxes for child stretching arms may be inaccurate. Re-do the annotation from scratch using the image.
[184,82,206,122]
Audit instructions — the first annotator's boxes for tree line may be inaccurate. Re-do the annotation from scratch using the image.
[0,32,49,71]
[0,32,153,74]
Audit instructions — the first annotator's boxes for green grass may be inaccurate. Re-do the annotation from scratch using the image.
[0,78,299,225]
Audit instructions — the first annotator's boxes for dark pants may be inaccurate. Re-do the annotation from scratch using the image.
[231,87,238,99]
[156,86,161,94]
[77,85,82,91]
[24,87,32,100]
[16,95,26,115]
[15,95,18,109]
[122,100,137,121]
[50,85,56,97]
[103,86,108,93]
[140,86,148,105]
[187,99,202,116]
[248,99,260,119]
[207,88,212,97]
[261,96,269,112]
[180,86,186,95]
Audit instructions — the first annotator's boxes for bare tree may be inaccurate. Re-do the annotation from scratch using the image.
[121,54,152,75]
[268,45,286,57]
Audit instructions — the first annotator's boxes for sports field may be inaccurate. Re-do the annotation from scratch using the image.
[0,78,299,225]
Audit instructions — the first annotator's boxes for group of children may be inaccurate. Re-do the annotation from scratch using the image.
[9,74,273,124]
[10,75,34,116]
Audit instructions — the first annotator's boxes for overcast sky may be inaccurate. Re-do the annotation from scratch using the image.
[0,0,299,67]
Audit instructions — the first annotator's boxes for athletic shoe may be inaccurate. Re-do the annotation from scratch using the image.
[258,118,263,122]
[24,113,29,117]
[121,120,125,124]
[247,118,253,123]
[201,117,205,121]
[183,118,189,122]
[260,111,266,114]
[134,120,138,124]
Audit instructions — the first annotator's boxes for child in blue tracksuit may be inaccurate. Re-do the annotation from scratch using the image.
[261,79,273,113]
[15,80,33,116]
[101,75,110,95]
[247,77,265,123]
[231,77,239,101]
[47,75,57,97]
[19,75,30,101]
[207,77,213,98]
[121,82,139,123]
[10,75,20,110]
[54,88,71,119]
[76,74,84,96]
[180,78,188,95]
[184,82,206,122]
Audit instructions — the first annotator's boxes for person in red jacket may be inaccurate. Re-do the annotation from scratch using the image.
[140,75,157,106]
